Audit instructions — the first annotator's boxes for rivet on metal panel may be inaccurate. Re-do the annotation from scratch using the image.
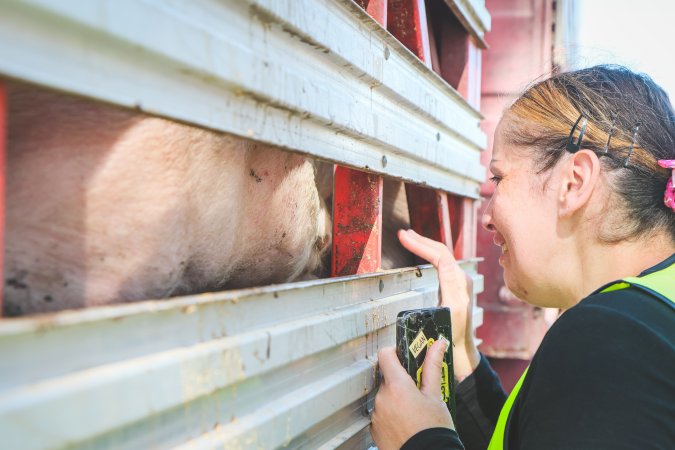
[379,279,384,292]
[381,155,387,167]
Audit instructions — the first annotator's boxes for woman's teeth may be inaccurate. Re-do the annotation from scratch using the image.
[501,244,508,253]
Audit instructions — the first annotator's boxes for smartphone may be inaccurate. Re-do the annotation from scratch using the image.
[396,307,456,421]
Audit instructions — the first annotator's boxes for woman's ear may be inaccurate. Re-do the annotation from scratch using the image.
[558,149,601,217]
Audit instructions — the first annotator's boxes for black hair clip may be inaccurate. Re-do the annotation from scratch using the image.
[566,114,587,153]
[603,113,618,154]
[623,123,641,167]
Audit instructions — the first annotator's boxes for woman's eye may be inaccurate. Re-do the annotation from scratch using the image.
[489,176,502,185]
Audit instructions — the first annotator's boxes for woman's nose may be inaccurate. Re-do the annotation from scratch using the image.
[481,199,495,232]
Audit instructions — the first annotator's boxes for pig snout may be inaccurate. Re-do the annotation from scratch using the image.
[4,82,329,316]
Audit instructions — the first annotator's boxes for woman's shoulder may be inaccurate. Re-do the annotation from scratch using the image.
[521,285,674,409]
[552,286,675,347]
[515,286,675,449]
[523,286,675,397]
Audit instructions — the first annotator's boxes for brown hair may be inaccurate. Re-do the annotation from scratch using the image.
[504,65,675,244]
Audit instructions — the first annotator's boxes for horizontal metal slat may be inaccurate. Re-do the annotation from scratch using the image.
[316,416,372,450]
[0,295,431,449]
[0,265,448,390]
[181,359,376,450]
[0,265,483,391]
[0,0,486,197]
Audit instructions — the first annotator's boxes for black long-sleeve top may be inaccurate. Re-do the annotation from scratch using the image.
[402,254,675,450]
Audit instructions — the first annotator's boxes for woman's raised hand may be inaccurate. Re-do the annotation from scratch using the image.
[397,229,481,380]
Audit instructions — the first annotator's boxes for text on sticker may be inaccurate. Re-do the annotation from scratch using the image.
[409,330,428,358]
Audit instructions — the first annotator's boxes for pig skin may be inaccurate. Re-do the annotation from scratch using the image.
[4,82,330,316]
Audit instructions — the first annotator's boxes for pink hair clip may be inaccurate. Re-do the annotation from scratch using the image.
[658,159,675,211]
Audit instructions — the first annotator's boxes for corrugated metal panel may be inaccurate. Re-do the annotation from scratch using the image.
[0,0,486,198]
[0,263,484,449]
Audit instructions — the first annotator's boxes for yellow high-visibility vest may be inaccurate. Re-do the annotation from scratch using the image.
[487,261,674,450]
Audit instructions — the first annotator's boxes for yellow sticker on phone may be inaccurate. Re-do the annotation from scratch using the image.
[409,330,428,358]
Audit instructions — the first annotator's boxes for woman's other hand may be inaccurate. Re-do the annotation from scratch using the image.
[397,229,480,380]
[371,341,454,450]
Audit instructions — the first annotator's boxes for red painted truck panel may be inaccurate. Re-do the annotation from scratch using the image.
[356,0,388,26]
[332,166,383,276]
[388,0,432,67]
[406,185,452,250]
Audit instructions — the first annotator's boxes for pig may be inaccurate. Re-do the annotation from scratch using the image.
[4,81,331,316]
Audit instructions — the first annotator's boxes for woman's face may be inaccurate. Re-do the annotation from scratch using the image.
[481,117,564,306]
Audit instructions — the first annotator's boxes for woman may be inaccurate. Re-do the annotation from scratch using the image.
[371,65,675,450]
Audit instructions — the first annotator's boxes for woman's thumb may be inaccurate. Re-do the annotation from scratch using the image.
[419,337,449,399]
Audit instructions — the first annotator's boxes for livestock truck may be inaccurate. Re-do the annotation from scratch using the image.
[0,0,490,448]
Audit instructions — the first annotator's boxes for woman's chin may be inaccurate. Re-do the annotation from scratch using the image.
[502,271,529,303]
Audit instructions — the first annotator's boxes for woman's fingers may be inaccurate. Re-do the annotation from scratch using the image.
[396,228,479,379]
[419,338,448,400]
[400,228,450,251]
[372,345,455,449]
[398,230,465,296]
[397,229,452,267]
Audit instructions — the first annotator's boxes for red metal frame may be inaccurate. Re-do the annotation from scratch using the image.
[463,41,482,110]
[447,194,464,258]
[0,83,5,315]
[387,0,432,68]
[448,196,477,260]
[405,184,452,251]
[332,167,383,276]
[333,0,482,275]
[428,0,482,109]
[462,198,477,258]
[425,3,441,73]
[356,0,388,27]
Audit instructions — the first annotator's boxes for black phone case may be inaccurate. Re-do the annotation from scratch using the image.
[396,307,456,421]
